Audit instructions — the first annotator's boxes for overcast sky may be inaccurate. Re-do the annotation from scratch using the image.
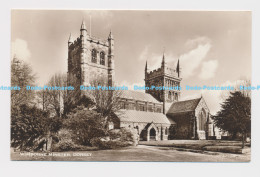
[11,10,251,114]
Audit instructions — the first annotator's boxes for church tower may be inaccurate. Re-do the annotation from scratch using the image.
[67,20,115,91]
[145,53,182,113]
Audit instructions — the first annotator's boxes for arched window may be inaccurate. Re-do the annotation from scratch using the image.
[175,93,178,101]
[168,92,171,99]
[100,52,105,65]
[165,127,168,135]
[91,49,97,63]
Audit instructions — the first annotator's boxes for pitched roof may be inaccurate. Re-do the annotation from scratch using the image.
[167,98,201,115]
[115,109,173,124]
[119,90,161,104]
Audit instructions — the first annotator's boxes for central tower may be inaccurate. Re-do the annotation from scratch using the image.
[145,54,182,113]
[67,20,115,88]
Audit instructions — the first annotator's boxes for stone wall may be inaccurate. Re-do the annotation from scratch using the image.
[195,97,213,139]
[167,112,194,139]
[119,121,170,141]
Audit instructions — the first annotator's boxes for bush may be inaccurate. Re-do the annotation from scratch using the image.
[65,108,106,146]
[54,141,78,151]
[52,129,100,152]
[91,128,135,149]
[52,129,78,152]
[118,128,134,142]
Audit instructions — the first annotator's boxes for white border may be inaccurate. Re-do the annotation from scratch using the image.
[0,0,259,177]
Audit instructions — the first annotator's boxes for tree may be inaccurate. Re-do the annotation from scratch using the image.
[63,74,82,116]
[36,89,50,111]
[11,57,36,109]
[212,91,251,148]
[11,104,62,151]
[85,78,122,128]
[45,73,65,117]
[65,106,106,146]
[42,73,82,117]
[11,105,48,150]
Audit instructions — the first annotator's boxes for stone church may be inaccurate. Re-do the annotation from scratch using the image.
[67,21,215,141]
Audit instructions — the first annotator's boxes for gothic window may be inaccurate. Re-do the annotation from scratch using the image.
[165,127,168,135]
[199,109,206,130]
[168,92,171,100]
[128,103,135,110]
[175,93,178,101]
[139,104,145,111]
[100,52,105,65]
[91,49,97,63]
[125,103,129,110]
[148,105,153,112]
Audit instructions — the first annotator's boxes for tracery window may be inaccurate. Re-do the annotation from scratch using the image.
[100,52,105,65]
[168,92,172,100]
[139,104,145,111]
[175,93,178,101]
[91,49,97,63]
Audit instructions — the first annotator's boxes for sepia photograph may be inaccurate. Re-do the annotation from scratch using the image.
[10,10,251,162]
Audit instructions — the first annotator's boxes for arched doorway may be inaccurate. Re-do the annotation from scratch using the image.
[150,128,156,141]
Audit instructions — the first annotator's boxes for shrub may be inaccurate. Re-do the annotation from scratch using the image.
[91,128,134,149]
[65,108,106,146]
[119,128,134,142]
[52,129,78,152]
[54,140,78,151]
[52,129,100,152]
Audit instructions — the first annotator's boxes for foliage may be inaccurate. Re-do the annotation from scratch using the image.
[65,107,106,146]
[86,78,123,127]
[52,129,99,152]
[46,116,63,133]
[11,105,48,150]
[117,128,134,142]
[11,57,36,109]
[11,104,62,151]
[35,89,50,111]
[108,128,134,142]
[43,73,66,117]
[212,91,251,148]
[91,128,134,149]
[54,140,78,152]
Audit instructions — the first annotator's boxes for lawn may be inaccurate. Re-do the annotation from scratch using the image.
[139,140,251,154]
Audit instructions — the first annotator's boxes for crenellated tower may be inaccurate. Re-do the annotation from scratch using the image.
[145,54,182,113]
[67,20,115,91]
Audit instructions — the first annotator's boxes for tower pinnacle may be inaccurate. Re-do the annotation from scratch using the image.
[68,33,73,43]
[80,20,87,36]
[176,59,180,77]
[161,52,166,67]
[108,29,113,39]
[80,20,86,30]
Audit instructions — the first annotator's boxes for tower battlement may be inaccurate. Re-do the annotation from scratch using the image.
[67,20,115,93]
[145,54,182,113]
